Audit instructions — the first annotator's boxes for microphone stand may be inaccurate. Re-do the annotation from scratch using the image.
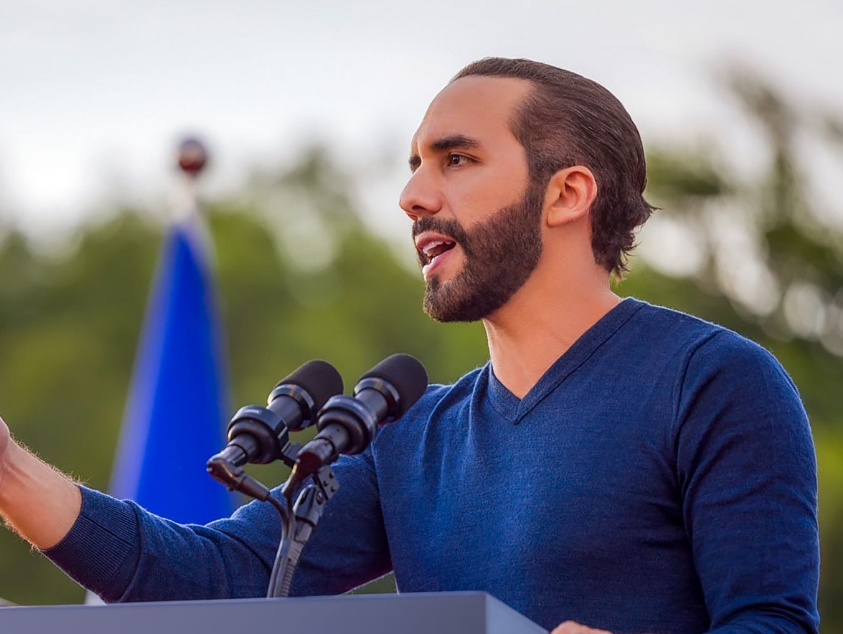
[267,465,339,598]
[208,439,339,598]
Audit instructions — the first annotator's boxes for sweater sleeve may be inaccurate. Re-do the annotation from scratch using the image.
[673,332,819,634]
[42,446,391,602]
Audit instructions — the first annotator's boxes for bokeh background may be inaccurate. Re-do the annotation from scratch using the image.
[1,1,841,629]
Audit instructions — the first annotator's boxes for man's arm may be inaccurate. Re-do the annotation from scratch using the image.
[0,413,391,602]
[674,333,820,634]
[0,415,82,549]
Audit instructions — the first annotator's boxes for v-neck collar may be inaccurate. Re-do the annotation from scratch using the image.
[486,297,645,424]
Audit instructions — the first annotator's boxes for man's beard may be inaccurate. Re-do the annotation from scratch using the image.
[413,183,545,322]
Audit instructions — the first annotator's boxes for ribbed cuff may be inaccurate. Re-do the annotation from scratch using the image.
[42,485,140,601]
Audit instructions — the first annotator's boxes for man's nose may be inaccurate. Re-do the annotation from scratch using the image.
[399,169,442,222]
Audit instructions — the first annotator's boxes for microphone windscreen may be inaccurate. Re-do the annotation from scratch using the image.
[360,354,428,418]
[278,360,344,412]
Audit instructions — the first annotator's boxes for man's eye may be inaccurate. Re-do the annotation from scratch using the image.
[447,154,470,167]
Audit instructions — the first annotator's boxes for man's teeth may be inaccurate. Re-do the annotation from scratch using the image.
[421,242,455,276]
[422,240,447,258]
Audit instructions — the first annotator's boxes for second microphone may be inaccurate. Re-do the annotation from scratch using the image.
[292,354,428,481]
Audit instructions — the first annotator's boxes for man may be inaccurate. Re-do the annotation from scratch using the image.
[0,58,819,633]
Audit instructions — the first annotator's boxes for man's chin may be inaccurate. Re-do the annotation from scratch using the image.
[423,288,489,323]
[423,304,476,324]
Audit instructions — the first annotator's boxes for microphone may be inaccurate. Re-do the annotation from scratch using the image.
[207,360,343,487]
[291,354,428,482]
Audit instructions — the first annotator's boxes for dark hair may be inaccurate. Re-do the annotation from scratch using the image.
[452,58,655,277]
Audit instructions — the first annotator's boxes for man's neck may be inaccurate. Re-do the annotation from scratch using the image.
[482,274,620,399]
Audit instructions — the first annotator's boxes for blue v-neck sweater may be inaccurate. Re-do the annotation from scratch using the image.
[46,299,819,633]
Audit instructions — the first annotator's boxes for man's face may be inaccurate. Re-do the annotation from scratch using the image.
[400,76,544,322]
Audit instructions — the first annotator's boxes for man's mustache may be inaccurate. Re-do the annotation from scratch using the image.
[411,216,469,248]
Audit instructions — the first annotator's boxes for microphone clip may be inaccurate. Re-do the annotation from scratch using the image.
[207,440,302,496]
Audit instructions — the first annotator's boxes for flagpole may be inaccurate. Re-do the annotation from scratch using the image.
[177,137,207,214]
[172,137,219,282]
[88,136,234,604]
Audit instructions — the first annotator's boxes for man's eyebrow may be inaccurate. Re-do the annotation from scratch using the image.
[408,135,482,171]
[429,134,481,152]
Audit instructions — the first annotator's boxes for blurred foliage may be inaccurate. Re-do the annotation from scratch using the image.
[0,71,841,629]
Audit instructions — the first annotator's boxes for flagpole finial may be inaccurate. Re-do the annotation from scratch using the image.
[177,138,208,179]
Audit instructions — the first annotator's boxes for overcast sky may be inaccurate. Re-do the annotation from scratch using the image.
[1,0,841,240]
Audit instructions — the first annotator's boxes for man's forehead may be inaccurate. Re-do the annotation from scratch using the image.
[410,75,533,152]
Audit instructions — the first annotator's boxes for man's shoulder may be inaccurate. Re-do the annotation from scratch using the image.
[629,298,722,342]
[683,323,797,397]
[633,299,783,367]
[627,298,767,362]
[627,301,802,422]
[622,299,799,399]
[373,364,486,441]
[411,365,486,417]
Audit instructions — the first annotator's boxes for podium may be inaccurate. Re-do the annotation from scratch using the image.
[0,592,547,634]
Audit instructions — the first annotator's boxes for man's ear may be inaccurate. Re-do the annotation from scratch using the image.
[544,166,598,227]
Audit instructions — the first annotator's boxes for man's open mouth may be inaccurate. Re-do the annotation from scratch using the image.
[415,233,459,277]
[420,239,456,265]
